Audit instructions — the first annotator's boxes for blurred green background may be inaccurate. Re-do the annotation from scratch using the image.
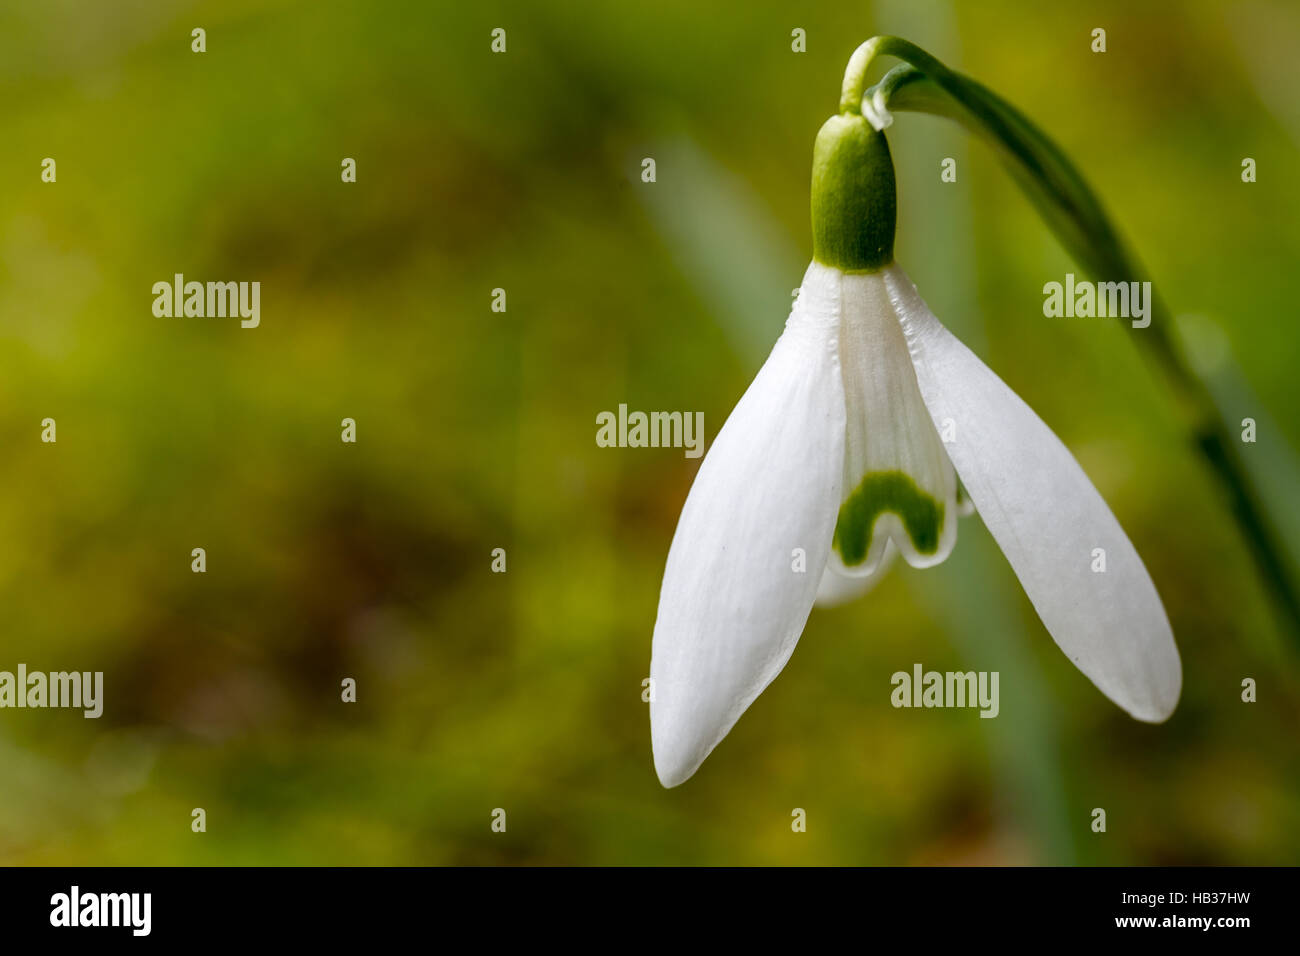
[0,0,1297,864]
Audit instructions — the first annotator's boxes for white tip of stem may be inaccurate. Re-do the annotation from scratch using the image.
[862,90,894,131]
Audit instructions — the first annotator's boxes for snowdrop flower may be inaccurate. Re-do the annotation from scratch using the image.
[649,100,1181,788]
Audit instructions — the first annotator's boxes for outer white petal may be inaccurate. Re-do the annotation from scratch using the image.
[884,264,1181,721]
[650,262,846,787]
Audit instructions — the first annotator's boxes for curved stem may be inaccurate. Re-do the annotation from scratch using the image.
[840,37,956,114]
[839,38,886,112]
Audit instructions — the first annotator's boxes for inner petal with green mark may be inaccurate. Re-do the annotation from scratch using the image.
[827,269,958,577]
[834,470,945,565]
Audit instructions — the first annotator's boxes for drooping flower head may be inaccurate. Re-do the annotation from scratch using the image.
[649,43,1181,788]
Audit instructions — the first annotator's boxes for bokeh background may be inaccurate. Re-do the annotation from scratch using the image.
[0,0,1297,864]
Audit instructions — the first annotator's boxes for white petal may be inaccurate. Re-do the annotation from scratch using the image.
[884,264,1181,721]
[815,540,896,607]
[827,271,958,578]
[650,262,846,787]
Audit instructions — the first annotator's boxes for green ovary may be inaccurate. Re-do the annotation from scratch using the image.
[833,470,944,565]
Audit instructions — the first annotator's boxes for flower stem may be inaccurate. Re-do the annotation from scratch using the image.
[840,37,950,115]
[849,38,1300,641]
